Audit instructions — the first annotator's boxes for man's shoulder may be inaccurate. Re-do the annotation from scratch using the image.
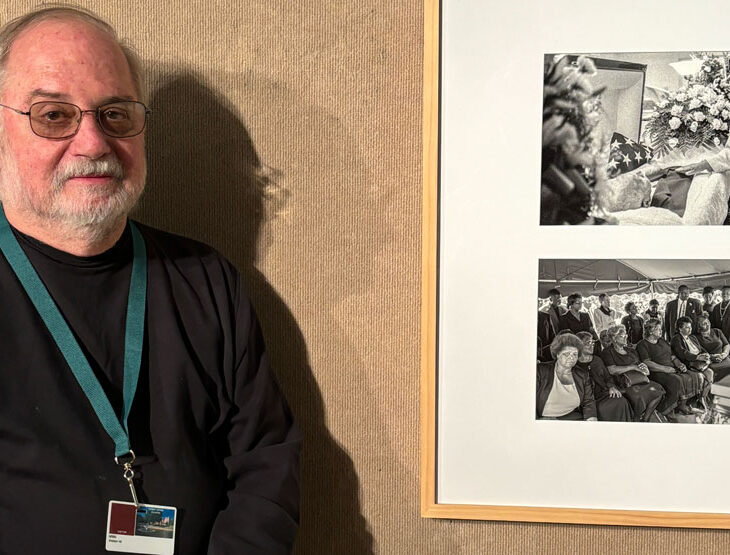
[133,221,235,272]
[131,222,244,302]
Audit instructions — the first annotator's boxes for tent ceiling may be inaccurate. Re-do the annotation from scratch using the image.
[538,259,730,297]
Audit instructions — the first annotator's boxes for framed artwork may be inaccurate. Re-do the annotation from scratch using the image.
[421,0,730,528]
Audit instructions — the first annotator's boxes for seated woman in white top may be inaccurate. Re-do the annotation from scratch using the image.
[536,333,597,420]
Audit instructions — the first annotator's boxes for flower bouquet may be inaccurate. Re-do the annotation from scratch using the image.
[645,54,730,156]
[541,55,608,225]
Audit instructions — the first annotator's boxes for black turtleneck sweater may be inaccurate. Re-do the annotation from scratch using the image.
[0,221,300,554]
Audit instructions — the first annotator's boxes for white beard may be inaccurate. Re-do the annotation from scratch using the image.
[0,139,145,243]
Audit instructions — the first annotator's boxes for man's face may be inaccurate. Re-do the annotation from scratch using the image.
[601,296,610,309]
[678,287,690,301]
[549,293,561,306]
[704,292,714,305]
[723,288,730,303]
[0,19,146,230]
[571,297,582,311]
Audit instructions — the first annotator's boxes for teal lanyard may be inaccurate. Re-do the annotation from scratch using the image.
[0,207,147,458]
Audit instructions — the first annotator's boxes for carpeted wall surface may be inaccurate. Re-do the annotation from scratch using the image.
[2,1,729,552]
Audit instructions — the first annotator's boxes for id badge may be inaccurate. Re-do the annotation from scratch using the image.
[106,501,177,554]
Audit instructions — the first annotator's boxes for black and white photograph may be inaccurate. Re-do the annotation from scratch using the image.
[542,52,730,225]
[429,0,730,528]
[538,259,730,424]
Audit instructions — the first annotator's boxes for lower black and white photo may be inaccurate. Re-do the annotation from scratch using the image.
[538,259,730,424]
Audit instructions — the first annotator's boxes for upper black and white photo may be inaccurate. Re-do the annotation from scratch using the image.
[542,51,730,225]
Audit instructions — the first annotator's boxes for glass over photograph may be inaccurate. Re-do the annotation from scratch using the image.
[538,259,730,424]
[541,51,730,225]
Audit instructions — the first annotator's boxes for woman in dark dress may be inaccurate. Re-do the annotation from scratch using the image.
[636,318,697,416]
[694,312,730,382]
[671,316,712,408]
[600,325,665,422]
[536,333,597,421]
[621,301,644,347]
[574,331,632,421]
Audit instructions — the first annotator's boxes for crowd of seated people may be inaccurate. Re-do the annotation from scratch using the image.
[537,285,730,422]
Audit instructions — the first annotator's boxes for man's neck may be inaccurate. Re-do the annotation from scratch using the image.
[3,207,126,257]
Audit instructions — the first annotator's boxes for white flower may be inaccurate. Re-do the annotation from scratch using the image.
[724,122,729,131]
[690,121,699,132]
[668,137,679,148]
[705,65,712,72]
[722,109,730,120]
[715,136,722,146]
[675,92,687,102]
[576,55,597,76]
[689,98,702,109]
[693,111,706,121]
[710,107,720,116]
[659,100,669,109]
[669,116,682,130]
[712,118,723,129]
[670,104,684,116]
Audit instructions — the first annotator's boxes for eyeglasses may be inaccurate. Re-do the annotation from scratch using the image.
[0,100,150,139]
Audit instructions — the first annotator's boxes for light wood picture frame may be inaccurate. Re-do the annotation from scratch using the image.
[420,0,730,528]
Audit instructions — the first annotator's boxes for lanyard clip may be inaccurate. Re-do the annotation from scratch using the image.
[115,450,139,506]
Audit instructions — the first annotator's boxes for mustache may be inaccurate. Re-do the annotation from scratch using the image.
[53,157,125,188]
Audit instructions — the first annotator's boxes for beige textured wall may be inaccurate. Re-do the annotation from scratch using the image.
[3,1,730,552]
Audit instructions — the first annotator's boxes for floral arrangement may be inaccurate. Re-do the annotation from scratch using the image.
[541,55,607,225]
[645,54,730,156]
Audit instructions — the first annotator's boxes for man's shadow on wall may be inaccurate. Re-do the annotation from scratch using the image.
[135,72,373,553]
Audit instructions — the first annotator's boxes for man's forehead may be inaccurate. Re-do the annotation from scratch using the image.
[3,18,135,101]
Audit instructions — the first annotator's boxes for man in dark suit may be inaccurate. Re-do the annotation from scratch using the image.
[664,284,702,340]
[710,285,730,340]
[540,288,567,339]
[537,311,553,362]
